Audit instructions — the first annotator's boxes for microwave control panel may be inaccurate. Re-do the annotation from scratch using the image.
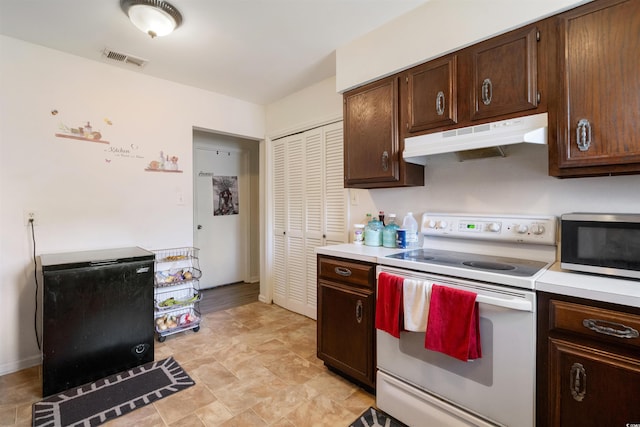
[421,213,557,245]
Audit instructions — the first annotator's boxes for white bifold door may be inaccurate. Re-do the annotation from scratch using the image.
[272,121,347,319]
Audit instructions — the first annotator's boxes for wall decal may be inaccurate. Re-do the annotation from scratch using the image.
[145,150,182,173]
[213,176,238,216]
[54,114,111,144]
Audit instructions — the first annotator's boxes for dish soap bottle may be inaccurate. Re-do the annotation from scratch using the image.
[402,212,419,248]
[382,213,399,248]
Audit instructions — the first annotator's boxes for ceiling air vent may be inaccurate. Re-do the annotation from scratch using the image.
[102,48,148,68]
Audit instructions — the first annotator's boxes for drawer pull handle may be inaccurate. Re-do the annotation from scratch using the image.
[582,318,639,339]
[356,300,363,323]
[334,267,352,277]
[570,362,586,402]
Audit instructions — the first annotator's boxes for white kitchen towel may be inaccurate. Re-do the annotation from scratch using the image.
[403,278,432,332]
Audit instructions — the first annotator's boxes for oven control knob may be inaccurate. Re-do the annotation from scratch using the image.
[517,224,529,234]
[488,222,501,232]
[438,221,448,229]
[426,220,437,229]
[531,224,545,235]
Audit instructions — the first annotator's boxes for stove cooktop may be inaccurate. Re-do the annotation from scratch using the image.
[385,248,548,278]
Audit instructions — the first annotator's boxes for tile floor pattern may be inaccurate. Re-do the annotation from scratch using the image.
[0,302,375,426]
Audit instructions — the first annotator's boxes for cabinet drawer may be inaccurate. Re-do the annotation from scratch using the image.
[318,256,374,289]
[550,300,640,349]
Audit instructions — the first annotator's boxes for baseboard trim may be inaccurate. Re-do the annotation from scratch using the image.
[1,354,40,376]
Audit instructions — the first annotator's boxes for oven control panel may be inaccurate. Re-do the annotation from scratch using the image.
[421,213,557,244]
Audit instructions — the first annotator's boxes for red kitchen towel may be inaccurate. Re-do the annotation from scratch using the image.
[424,284,482,362]
[375,272,404,338]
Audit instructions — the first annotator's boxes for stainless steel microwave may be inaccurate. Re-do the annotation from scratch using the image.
[561,213,640,280]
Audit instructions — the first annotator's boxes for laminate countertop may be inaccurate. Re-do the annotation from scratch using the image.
[315,243,405,263]
[315,244,640,309]
[536,262,640,309]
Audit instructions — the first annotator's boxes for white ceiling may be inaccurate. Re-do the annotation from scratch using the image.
[0,0,426,105]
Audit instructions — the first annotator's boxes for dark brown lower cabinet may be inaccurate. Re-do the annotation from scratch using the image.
[537,292,640,427]
[317,255,375,390]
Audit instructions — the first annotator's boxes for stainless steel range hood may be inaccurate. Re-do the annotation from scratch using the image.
[403,112,548,165]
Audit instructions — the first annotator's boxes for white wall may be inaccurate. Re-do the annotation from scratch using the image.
[336,0,591,92]
[0,35,265,375]
[265,76,342,138]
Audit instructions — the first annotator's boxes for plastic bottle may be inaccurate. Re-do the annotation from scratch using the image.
[364,215,383,246]
[378,211,385,226]
[382,214,399,248]
[402,212,419,248]
[353,224,365,244]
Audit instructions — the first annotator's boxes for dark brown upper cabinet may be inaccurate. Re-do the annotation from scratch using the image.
[469,25,540,121]
[548,0,640,177]
[344,76,424,188]
[404,54,458,134]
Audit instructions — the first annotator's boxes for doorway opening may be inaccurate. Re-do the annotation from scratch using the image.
[193,130,260,289]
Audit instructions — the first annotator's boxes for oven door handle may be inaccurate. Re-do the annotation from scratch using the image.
[475,294,533,312]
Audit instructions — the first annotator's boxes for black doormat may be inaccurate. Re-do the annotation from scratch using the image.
[349,407,408,427]
[32,357,194,427]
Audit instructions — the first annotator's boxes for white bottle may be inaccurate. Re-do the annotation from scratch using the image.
[402,212,419,248]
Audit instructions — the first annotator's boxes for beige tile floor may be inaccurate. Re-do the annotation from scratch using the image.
[0,302,375,426]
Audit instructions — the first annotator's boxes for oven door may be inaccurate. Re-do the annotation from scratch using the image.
[376,266,536,427]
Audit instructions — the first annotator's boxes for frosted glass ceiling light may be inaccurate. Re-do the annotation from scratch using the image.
[121,0,183,38]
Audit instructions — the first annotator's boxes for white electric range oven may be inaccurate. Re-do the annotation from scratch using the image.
[375,213,557,427]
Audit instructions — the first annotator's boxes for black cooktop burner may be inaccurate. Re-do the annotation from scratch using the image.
[462,261,516,271]
[386,248,547,277]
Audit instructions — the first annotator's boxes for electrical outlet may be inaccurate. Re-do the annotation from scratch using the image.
[24,210,38,226]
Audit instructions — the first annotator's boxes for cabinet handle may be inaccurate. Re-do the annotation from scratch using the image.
[356,300,363,324]
[381,151,389,171]
[582,318,640,339]
[435,91,445,116]
[334,267,352,277]
[570,362,586,402]
[576,118,592,151]
[481,78,493,105]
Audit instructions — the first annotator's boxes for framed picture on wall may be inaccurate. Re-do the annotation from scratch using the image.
[213,176,239,216]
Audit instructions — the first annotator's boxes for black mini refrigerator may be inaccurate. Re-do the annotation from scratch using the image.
[41,247,155,397]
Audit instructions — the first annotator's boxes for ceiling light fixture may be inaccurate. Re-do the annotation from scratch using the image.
[120,0,183,39]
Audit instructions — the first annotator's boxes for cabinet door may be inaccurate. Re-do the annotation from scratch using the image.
[551,0,640,174]
[272,134,305,314]
[405,54,458,134]
[470,26,539,121]
[317,281,374,388]
[548,338,640,427]
[344,76,400,186]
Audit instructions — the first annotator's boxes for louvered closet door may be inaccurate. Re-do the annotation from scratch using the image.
[304,127,324,319]
[272,133,305,310]
[285,134,306,315]
[272,138,287,305]
[323,122,347,245]
[272,122,346,319]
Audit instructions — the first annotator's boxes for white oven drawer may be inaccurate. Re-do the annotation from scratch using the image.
[377,370,498,427]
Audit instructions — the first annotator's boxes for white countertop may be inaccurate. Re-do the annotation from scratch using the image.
[536,262,640,308]
[316,245,640,308]
[315,243,406,263]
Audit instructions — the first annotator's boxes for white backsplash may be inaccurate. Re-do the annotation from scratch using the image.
[350,143,640,229]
